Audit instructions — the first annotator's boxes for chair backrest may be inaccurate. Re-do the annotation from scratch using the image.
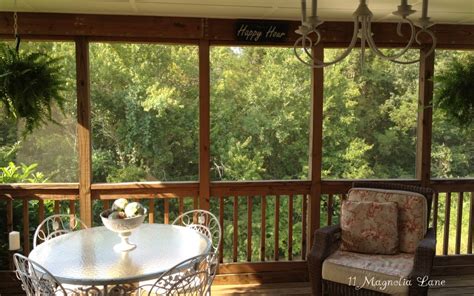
[142,252,216,296]
[352,182,434,226]
[33,214,88,248]
[350,182,434,253]
[13,253,70,296]
[172,210,221,255]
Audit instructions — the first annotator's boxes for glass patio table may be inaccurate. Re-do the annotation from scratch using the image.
[28,223,211,293]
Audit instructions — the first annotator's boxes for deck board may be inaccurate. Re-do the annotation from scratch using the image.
[211,276,474,295]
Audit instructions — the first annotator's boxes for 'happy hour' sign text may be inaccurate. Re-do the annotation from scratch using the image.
[235,21,289,43]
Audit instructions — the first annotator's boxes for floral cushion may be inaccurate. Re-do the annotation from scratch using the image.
[348,188,427,253]
[341,201,399,254]
[322,250,414,295]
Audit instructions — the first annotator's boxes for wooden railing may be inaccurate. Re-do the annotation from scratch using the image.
[210,181,311,264]
[1,179,473,280]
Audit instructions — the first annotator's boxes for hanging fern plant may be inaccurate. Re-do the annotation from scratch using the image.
[434,54,474,128]
[0,44,66,134]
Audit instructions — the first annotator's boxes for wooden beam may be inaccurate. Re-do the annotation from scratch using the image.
[416,46,435,187]
[0,13,473,48]
[432,254,474,275]
[76,37,92,227]
[431,179,474,192]
[218,261,307,274]
[210,180,311,197]
[307,45,324,250]
[199,40,211,210]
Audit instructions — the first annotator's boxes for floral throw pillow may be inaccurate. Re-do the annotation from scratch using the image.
[348,188,427,253]
[341,201,399,254]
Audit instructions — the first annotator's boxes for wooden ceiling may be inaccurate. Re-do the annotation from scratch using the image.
[0,0,473,24]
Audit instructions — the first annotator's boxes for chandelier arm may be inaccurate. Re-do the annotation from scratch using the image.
[360,17,367,69]
[366,17,417,61]
[301,30,321,60]
[388,29,437,64]
[293,19,360,68]
[293,36,315,67]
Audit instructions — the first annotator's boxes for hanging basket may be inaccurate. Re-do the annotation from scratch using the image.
[0,44,66,134]
[434,55,474,128]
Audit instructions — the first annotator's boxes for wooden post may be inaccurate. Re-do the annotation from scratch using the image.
[416,46,434,187]
[76,37,93,227]
[307,45,323,251]
[199,40,211,210]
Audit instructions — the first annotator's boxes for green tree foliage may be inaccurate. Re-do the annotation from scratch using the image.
[0,162,46,183]
[210,47,311,181]
[323,49,420,179]
[0,42,472,265]
[89,43,199,182]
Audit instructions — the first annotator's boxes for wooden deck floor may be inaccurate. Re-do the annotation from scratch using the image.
[211,276,474,295]
[2,272,472,295]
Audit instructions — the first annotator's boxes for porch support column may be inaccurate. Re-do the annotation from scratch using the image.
[199,40,211,210]
[308,45,324,250]
[76,37,92,226]
[416,46,435,187]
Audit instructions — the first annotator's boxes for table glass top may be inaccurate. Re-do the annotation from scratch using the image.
[28,224,210,285]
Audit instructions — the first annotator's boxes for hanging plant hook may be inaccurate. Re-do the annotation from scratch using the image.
[13,1,21,52]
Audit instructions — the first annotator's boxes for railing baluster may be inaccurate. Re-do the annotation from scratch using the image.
[274,195,280,261]
[288,194,293,261]
[103,200,110,210]
[327,194,333,226]
[54,200,60,214]
[432,193,439,236]
[23,199,30,255]
[6,199,13,270]
[164,199,169,224]
[233,196,238,262]
[219,196,224,263]
[7,200,13,233]
[179,197,184,224]
[443,192,452,255]
[302,194,307,260]
[69,200,76,216]
[247,196,252,262]
[260,195,266,262]
[468,192,473,254]
[455,192,464,254]
[38,200,45,225]
[193,196,199,210]
[148,199,155,224]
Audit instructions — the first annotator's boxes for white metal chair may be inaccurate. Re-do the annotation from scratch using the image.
[172,209,221,288]
[13,253,76,296]
[33,214,88,248]
[172,210,221,256]
[140,252,216,296]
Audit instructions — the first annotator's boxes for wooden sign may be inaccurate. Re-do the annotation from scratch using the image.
[235,21,289,43]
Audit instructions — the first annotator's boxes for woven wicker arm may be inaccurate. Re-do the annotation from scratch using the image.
[408,227,436,296]
[308,224,342,296]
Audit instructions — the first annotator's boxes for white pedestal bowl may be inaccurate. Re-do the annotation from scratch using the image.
[100,209,147,252]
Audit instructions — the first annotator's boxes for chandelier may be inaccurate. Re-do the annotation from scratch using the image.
[293,0,437,68]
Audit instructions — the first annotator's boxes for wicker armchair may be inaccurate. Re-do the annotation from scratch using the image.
[308,182,436,296]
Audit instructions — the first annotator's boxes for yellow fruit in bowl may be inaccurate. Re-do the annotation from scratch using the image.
[124,202,145,218]
[112,198,129,211]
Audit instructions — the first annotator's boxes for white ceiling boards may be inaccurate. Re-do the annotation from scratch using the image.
[0,0,472,24]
